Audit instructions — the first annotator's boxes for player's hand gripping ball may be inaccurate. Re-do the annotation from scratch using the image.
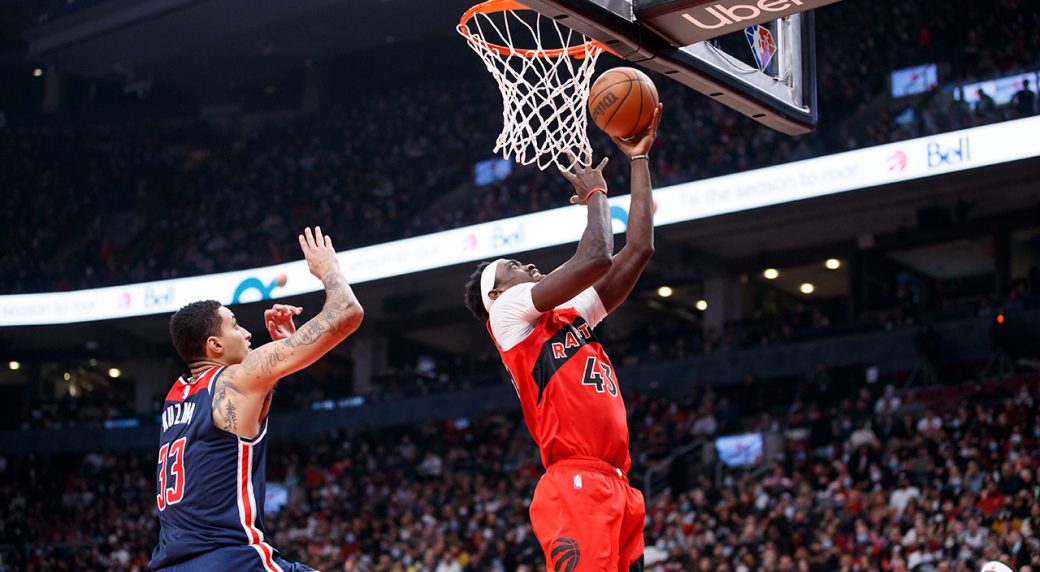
[588,67,659,139]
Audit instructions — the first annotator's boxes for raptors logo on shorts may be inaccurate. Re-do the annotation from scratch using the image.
[551,538,581,572]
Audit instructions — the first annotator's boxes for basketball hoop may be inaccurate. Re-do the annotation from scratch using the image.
[458,0,611,170]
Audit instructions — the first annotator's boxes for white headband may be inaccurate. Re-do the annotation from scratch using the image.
[480,259,507,313]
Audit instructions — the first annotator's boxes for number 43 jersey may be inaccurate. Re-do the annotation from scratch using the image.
[488,283,632,473]
[149,366,281,571]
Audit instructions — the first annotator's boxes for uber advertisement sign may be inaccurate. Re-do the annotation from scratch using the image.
[636,0,839,46]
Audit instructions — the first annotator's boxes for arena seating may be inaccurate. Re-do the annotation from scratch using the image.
[3,372,1038,570]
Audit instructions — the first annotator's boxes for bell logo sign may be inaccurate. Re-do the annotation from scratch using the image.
[926,137,971,169]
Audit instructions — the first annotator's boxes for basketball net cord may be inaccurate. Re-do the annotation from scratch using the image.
[459,5,604,171]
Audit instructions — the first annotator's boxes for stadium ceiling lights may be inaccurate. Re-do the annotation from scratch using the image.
[825,258,841,270]
[800,283,815,294]
[108,368,122,379]
[657,286,674,298]
[763,268,779,280]
[695,300,708,311]
[8,361,19,370]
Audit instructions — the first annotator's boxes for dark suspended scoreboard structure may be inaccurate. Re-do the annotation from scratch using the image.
[521,0,839,135]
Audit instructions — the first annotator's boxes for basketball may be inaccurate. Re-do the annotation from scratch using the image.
[588,67,659,139]
[981,563,1014,572]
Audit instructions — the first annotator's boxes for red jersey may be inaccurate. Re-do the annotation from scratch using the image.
[488,285,631,472]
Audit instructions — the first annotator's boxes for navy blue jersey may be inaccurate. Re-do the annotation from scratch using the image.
[149,366,283,572]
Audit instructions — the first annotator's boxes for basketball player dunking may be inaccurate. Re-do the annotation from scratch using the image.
[464,104,662,572]
[149,227,363,572]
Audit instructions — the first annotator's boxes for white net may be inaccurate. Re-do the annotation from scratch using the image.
[458,3,603,171]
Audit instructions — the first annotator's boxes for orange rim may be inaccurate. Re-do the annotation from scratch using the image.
[458,0,612,59]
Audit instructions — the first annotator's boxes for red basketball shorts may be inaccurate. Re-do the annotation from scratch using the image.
[529,457,645,572]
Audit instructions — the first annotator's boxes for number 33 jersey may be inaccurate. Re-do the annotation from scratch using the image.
[149,366,281,571]
[488,283,631,473]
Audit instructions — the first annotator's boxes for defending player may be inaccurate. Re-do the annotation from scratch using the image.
[149,227,363,572]
[463,104,662,572]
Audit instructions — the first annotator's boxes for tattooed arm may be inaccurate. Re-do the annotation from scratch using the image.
[212,227,364,438]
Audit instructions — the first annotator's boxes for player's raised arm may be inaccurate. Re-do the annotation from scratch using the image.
[237,227,362,386]
[594,103,662,313]
[528,158,614,312]
[214,227,363,436]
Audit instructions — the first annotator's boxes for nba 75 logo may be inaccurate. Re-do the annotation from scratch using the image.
[745,25,776,71]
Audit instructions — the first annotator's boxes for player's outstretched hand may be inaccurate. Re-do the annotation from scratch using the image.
[612,103,663,157]
[559,152,609,205]
[299,226,341,280]
[264,303,302,341]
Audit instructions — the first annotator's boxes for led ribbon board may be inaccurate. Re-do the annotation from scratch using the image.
[2,116,1039,326]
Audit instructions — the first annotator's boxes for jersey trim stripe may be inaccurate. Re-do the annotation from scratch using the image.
[237,439,282,572]
[164,366,225,403]
[239,420,269,444]
[203,366,225,393]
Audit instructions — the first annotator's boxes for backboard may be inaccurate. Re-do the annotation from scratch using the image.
[517,0,839,135]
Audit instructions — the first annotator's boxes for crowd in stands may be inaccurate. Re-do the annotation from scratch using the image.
[12,382,134,431]
[1,0,1038,295]
[3,356,1039,571]
[0,80,495,294]
[832,0,1039,146]
[644,375,1040,572]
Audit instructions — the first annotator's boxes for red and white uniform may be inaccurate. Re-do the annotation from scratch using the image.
[489,283,645,572]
